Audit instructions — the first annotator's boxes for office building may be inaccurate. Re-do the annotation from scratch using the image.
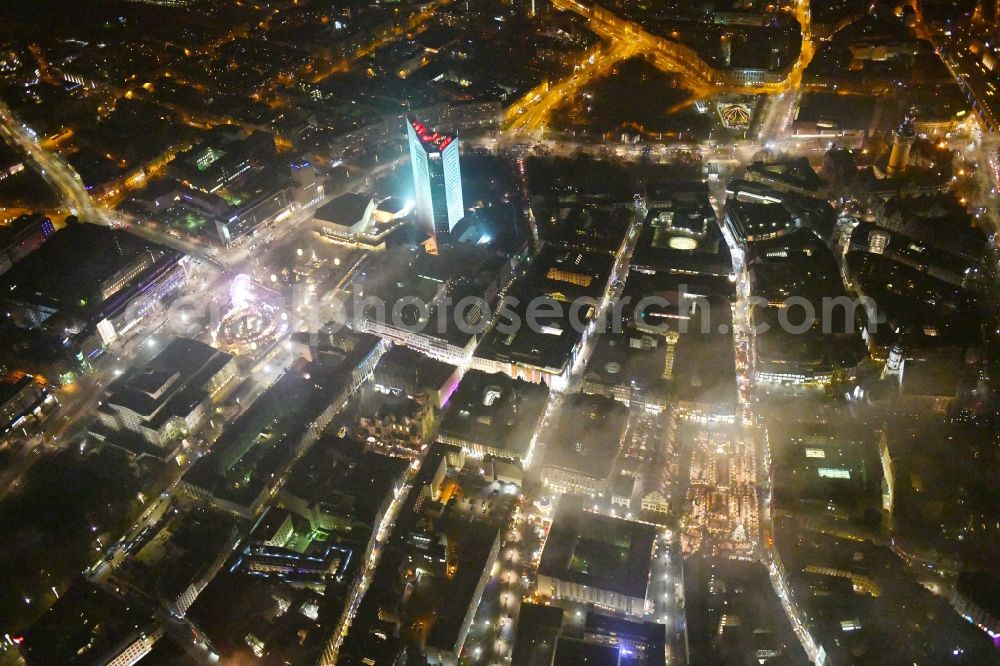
[0,374,53,434]
[537,497,656,618]
[168,129,275,196]
[541,393,628,496]
[0,214,55,276]
[438,369,549,462]
[372,345,461,409]
[406,117,464,241]
[0,222,187,364]
[19,581,163,666]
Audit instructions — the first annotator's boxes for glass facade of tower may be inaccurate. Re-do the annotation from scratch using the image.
[407,118,464,239]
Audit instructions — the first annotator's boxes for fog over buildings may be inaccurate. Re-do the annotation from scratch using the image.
[0,0,998,665]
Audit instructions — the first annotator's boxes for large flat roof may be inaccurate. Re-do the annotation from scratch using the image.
[438,369,548,457]
[21,580,156,665]
[474,247,613,374]
[281,437,408,526]
[539,496,656,600]
[554,638,619,666]
[315,192,373,226]
[631,206,732,278]
[0,222,182,321]
[374,345,457,392]
[511,602,564,666]
[543,393,627,481]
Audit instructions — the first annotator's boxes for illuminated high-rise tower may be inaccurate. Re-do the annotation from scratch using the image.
[406,117,464,242]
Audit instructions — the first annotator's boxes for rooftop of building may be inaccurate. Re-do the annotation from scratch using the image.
[474,247,613,373]
[0,213,52,247]
[750,306,834,371]
[0,221,182,322]
[725,198,795,241]
[511,602,565,666]
[407,116,456,153]
[725,182,836,246]
[339,444,463,659]
[438,369,549,457]
[672,323,738,408]
[844,238,985,348]
[769,421,873,505]
[956,571,1000,617]
[746,157,824,193]
[281,436,409,526]
[583,328,670,393]
[170,128,274,176]
[622,268,736,310]
[747,228,847,304]
[376,196,408,215]
[584,611,666,649]
[900,355,963,398]
[152,509,240,602]
[543,203,632,254]
[20,579,158,666]
[850,221,988,286]
[183,357,356,508]
[539,496,656,600]
[631,205,732,278]
[290,327,384,364]
[646,180,712,206]
[101,337,233,428]
[426,520,503,654]
[185,560,333,664]
[543,393,628,481]
[451,202,532,256]
[473,301,584,376]
[553,637,619,666]
[357,247,496,349]
[528,244,614,299]
[794,92,880,132]
[611,473,636,499]
[374,345,458,393]
[314,192,374,226]
[0,374,37,405]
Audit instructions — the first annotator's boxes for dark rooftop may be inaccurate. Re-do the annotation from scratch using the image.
[631,205,733,278]
[725,199,795,244]
[553,638,620,666]
[426,520,503,654]
[438,369,549,458]
[539,496,656,600]
[373,345,458,395]
[747,157,824,193]
[512,602,565,666]
[101,337,233,429]
[475,247,613,374]
[0,214,52,248]
[0,222,182,322]
[280,436,408,527]
[20,579,158,666]
[543,393,628,481]
[315,192,373,226]
[546,203,632,254]
[182,350,366,510]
